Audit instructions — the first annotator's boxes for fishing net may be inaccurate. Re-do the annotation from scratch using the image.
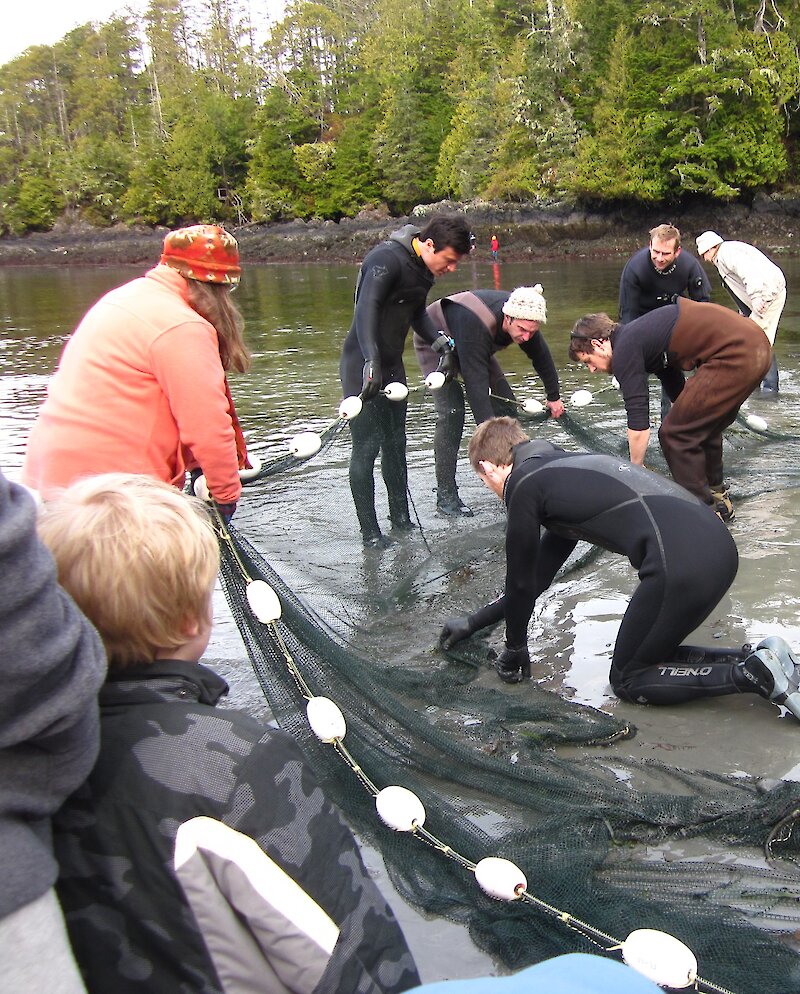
[216,398,800,994]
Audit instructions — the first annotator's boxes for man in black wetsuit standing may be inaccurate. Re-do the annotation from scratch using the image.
[339,214,472,548]
[413,284,564,517]
[439,417,800,721]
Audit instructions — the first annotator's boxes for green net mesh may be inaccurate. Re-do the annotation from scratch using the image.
[216,405,800,994]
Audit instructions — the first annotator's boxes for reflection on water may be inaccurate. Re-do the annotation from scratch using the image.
[567,594,627,705]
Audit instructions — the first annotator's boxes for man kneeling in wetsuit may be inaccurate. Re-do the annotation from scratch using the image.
[439,417,800,720]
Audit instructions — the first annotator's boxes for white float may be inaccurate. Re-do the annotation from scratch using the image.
[306,697,347,742]
[474,856,527,901]
[522,398,544,414]
[744,413,768,432]
[383,382,409,401]
[375,786,426,832]
[288,431,322,459]
[425,371,446,390]
[238,455,263,481]
[246,580,282,624]
[570,389,593,407]
[611,376,621,390]
[622,929,698,988]
[192,474,211,503]
[339,395,363,420]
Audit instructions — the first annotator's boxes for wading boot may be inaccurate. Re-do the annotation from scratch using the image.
[436,489,474,517]
[390,514,416,534]
[761,353,779,394]
[739,636,800,719]
[362,529,395,550]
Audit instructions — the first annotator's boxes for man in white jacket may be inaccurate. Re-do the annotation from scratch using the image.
[696,231,786,392]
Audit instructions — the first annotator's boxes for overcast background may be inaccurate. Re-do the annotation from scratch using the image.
[2,1,286,66]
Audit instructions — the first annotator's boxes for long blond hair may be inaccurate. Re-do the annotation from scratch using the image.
[186,281,251,373]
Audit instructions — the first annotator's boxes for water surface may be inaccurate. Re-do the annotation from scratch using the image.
[4,255,800,980]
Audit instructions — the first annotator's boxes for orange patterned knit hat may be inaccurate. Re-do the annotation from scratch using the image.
[160,225,241,285]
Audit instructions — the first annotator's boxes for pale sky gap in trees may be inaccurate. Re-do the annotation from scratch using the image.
[3,0,287,67]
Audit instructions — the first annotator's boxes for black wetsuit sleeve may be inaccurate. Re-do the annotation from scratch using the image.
[687,256,712,302]
[519,334,561,401]
[353,249,403,360]
[410,303,441,346]
[456,319,499,423]
[503,479,577,647]
[618,259,643,324]
[614,350,651,431]
[468,597,506,631]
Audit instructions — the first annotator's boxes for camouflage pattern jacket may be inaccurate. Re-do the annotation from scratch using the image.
[53,660,420,994]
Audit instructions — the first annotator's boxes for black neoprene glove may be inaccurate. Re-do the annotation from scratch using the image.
[431,334,456,382]
[495,645,531,683]
[361,357,382,400]
[439,598,504,650]
[439,615,475,649]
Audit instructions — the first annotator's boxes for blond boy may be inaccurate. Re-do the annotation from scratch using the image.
[41,474,418,994]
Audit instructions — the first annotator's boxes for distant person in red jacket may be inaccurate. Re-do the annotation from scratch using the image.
[491,233,500,261]
[22,225,250,522]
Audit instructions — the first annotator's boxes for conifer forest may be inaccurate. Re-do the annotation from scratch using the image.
[1,0,799,234]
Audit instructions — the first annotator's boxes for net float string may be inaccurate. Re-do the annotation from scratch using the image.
[212,531,738,994]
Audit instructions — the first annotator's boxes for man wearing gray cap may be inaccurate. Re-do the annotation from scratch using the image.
[414,285,564,516]
[696,230,785,392]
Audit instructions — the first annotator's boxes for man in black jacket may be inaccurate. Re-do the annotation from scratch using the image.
[439,417,800,723]
[619,223,711,419]
[619,223,710,324]
[339,215,472,547]
[413,284,564,516]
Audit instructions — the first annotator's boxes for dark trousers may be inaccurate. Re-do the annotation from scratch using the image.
[433,379,516,496]
[658,322,771,503]
[348,395,409,536]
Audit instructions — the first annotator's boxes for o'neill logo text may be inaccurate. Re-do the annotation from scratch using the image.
[658,666,713,677]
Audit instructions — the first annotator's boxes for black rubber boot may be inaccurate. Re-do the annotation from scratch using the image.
[494,646,531,683]
[436,490,474,517]
[362,530,395,549]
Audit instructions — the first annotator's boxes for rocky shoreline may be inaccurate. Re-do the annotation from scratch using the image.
[1,196,799,267]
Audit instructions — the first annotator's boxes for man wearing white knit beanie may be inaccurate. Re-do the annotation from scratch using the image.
[414,284,564,516]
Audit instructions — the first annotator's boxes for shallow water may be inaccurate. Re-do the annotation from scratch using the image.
[4,255,800,981]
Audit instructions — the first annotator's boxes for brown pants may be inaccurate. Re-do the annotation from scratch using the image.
[658,300,771,503]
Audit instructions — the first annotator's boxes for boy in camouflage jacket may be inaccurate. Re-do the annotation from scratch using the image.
[40,474,419,994]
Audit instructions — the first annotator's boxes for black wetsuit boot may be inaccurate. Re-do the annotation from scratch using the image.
[433,382,472,516]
